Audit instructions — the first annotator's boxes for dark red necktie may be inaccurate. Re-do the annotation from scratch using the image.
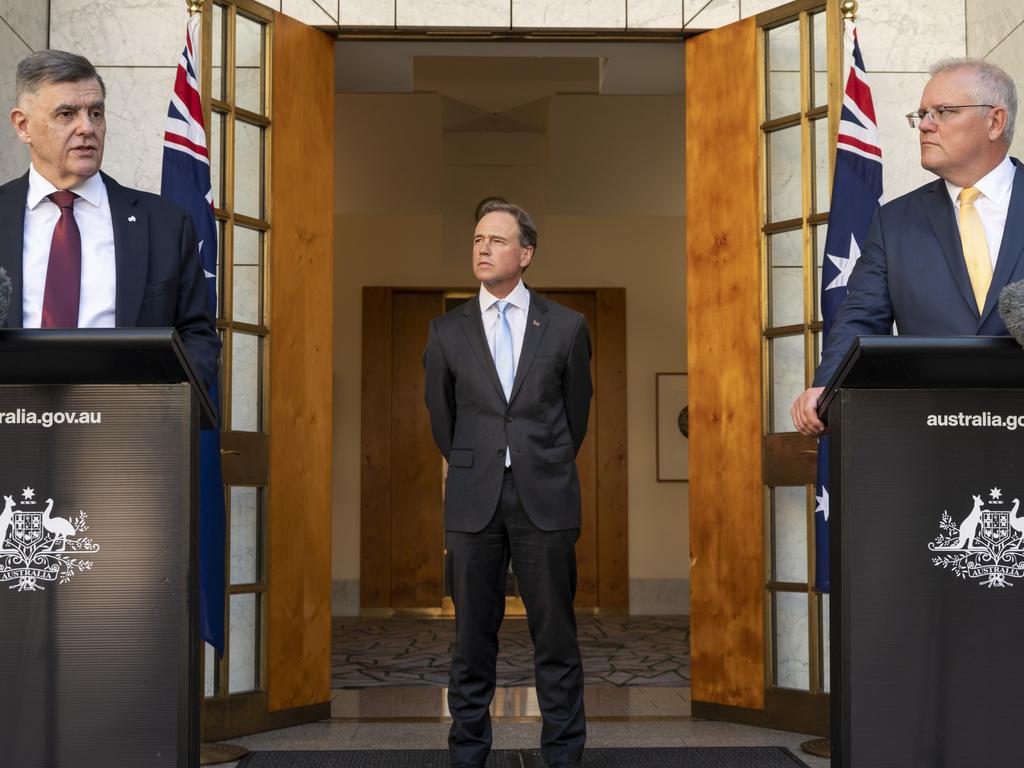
[41,190,81,328]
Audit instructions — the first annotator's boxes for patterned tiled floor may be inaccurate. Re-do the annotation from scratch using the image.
[332,616,690,689]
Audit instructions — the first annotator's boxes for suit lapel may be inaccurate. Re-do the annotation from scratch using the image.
[922,178,978,317]
[460,297,507,403]
[104,173,149,326]
[981,159,1024,325]
[0,173,29,327]
[508,289,549,405]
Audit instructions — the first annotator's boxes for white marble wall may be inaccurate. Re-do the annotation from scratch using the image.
[0,0,47,183]
[967,0,1024,161]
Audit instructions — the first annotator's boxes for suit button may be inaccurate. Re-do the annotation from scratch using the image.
[497,449,505,457]
[504,415,513,423]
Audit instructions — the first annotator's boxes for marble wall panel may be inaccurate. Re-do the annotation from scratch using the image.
[230,486,259,585]
[769,334,803,433]
[282,0,338,26]
[772,486,807,583]
[0,23,32,185]
[50,0,183,68]
[514,0,626,29]
[868,72,935,201]
[341,0,395,26]
[967,0,1024,57]
[228,593,258,693]
[856,0,965,74]
[985,26,1024,161]
[683,0,737,30]
[251,0,281,10]
[0,0,48,51]
[399,0,508,28]
[740,0,784,18]
[627,0,683,30]
[96,66,177,194]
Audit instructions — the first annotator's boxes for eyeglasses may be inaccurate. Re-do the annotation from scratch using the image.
[905,104,994,128]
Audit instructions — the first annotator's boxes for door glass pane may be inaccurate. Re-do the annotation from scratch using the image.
[767,21,800,119]
[233,225,263,325]
[209,111,225,210]
[231,486,259,585]
[774,591,810,689]
[216,219,226,320]
[234,120,264,220]
[810,12,828,108]
[211,3,225,102]
[229,594,259,693]
[814,222,828,322]
[231,332,263,432]
[235,13,265,114]
[768,126,802,222]
[769,229,804,328]
[204,641,217,697]
[813,117,830,214]
[821,592,831,692]
[773,486,808,583]
[769,334,804,432]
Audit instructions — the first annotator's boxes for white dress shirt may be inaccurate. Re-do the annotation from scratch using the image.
[479,279,530,467]
[946,154,1015,269]
[479,279,530,370]
[23,166,117,328]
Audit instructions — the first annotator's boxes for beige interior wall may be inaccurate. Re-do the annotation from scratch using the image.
[332,90,688,613]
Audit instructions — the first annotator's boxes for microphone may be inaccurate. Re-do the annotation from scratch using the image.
[0,266,11,328]
[999,279,1024,348]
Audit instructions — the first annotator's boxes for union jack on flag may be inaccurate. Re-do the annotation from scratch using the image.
[160,14,226,653]
[814,21,883,593]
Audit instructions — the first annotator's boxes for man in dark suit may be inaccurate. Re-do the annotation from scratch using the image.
[1,50,219,391]
[423,201,592,768]
[793,58,1024,435]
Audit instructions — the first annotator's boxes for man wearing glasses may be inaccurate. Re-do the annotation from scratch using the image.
[792,58,1024,436]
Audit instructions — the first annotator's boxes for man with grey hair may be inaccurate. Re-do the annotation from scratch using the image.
[0,49,219,391]
[792,57,1024,435]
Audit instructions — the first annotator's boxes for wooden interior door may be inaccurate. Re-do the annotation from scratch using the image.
[361,287,626,614]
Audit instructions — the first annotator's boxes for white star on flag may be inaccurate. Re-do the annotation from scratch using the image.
[816,485,830,522]
[825,233,862,291]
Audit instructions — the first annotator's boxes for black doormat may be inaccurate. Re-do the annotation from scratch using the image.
[237,747,809,767]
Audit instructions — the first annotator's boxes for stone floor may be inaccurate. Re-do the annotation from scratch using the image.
[211,616,829,768]
[332,616,691,688]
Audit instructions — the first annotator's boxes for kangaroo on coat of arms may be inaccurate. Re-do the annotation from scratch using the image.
[930,488,1024,588]
[0,487,100,591]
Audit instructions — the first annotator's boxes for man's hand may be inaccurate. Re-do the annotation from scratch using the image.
[791,387,825,436]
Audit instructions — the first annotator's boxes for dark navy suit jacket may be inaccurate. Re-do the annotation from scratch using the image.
[423,288,593,533]
[0,171,220,391]
[814,158,1024,387]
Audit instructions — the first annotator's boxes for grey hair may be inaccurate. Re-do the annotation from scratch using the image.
[930,57,1017,146]
[16,50,106,104]
[476,200,538,252]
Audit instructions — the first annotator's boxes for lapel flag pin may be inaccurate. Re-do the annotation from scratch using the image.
[533,319,541,327]
[128,216,137,222]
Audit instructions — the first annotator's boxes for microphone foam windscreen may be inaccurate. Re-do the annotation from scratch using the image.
[998,279,1024,348]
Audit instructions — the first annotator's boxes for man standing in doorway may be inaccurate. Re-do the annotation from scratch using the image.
[792,58,1024,435]
[423,201,592,768]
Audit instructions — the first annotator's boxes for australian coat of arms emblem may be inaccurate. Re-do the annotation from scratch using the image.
[0,487,100,591]
[929,488,1024,588]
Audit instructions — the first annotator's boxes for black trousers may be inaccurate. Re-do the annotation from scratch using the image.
[446,468,586,768]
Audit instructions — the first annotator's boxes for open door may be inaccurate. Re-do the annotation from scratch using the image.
[202,0,334,740]
[686,0,834,736]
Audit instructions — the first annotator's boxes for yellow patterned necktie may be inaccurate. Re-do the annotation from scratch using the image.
[959,186,992,313]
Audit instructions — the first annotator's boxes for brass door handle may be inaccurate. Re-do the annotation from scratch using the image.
[221,449,241,456]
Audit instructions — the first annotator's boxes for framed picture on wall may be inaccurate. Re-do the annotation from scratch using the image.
[656,372,688,482]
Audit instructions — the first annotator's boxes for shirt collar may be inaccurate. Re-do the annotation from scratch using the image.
[945,155,1015,207]
[478,280,530,314]
[27,165,105,210]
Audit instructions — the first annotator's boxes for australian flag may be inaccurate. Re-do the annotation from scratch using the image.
[160,15,226,653]
[815,22,883,593]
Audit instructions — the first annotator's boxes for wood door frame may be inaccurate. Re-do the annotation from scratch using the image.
[360,286,628,615]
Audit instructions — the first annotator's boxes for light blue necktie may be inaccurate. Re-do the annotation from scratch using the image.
[494,300,515,401]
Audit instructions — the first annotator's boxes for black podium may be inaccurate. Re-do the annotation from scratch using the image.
[0,329,214,768]
[820,336,1024,768]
